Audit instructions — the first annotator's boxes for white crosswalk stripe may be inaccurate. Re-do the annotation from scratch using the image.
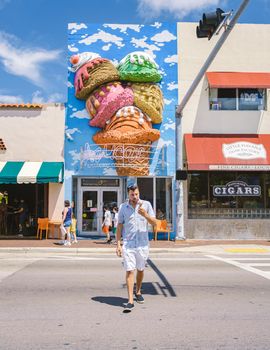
[206,254,270,280]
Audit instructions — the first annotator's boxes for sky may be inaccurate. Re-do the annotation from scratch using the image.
[0,0,269,104]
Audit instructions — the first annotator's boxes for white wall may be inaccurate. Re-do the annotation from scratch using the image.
[0,104,65,161]
[178,23,270,135]
[0,104,65,221]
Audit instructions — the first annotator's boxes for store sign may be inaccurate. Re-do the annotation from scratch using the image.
[222,142,266,160]
[213,181,261,197]
[209,165,270,170]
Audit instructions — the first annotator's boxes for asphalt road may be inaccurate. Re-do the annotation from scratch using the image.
[0,250,270,350]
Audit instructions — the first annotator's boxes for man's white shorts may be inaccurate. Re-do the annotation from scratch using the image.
[122,246,149,271]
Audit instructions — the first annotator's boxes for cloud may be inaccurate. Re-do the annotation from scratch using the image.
[150,22,162,28]
[0,31,61,87]
[167,81,178,90]
[151,30,177,43]
[103,24,143,34]
[65,127,81,135]
[164,54,178,65]
[70,108,89,119]
[32,90,65,103]
[164,98,174,105]
[68,23,87,34]
[130,36,160,57]
[79,30,124,48]
[0,94,24,103]
[68,44,79,53]
[102,43,112,51]
[137,0,220,18]
[163,122,175,130]
[67,81,74,88]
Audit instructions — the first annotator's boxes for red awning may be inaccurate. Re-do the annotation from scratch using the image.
[185,134,270,171]
[206,72,270,89]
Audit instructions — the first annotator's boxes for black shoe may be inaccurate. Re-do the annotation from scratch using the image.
[106,238,112,244]
[135,294,144,304]
[123,303,134,313]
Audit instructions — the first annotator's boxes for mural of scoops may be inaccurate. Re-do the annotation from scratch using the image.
[70,50,164,176]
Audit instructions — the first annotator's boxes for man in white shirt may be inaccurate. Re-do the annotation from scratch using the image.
[116,185,156,313]
[102,206,112,243]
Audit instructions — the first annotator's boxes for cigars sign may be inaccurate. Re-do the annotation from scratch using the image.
[213,181,261,197]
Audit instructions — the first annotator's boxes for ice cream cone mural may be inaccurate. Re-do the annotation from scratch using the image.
[70,51,164,176]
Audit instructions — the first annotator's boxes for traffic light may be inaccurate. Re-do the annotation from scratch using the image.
[196,8,225,40]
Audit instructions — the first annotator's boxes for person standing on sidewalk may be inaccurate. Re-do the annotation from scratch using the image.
[116,184,156,313]
[61,200,72,246]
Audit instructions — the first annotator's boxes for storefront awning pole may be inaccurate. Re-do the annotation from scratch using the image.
[175,0,250,240]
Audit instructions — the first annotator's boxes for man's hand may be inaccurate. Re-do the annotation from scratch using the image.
[138,202,147,218]
[116,244,122,257]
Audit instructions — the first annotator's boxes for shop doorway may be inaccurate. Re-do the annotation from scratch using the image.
[0,183,48,237]
[78,187,120,236]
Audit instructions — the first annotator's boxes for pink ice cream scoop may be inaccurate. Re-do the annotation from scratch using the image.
[86,82,134,128]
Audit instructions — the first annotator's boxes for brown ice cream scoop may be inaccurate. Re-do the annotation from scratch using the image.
[74,58,119,100]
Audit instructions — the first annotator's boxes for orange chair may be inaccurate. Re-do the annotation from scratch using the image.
[36,218,49,240]
[153,219,171,241]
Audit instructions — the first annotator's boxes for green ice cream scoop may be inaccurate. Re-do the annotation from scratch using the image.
[117,51,162,83]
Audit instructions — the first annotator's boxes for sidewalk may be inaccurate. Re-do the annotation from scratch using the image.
[0,237,270,254]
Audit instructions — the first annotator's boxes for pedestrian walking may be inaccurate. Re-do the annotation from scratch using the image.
[112,206,119,237]
[116,184,156,313]
[70,214,78,244]
[60,200,72,246]
[102,206,112,243]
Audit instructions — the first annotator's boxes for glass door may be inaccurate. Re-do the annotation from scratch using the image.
[79,187,120,236]
[82,190,98,233]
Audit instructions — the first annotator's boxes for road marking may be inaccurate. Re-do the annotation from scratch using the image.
[206,254,270,281]
[224,248,269,253]
[232,258,270,261]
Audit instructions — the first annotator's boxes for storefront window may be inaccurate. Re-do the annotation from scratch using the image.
[137,177,173,224]
[137,178,153,206]
[188,172,208,208]
[156,178,172,224]
[189,172,270,219]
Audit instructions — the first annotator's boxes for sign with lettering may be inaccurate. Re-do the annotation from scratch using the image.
[222,142,266,160]
[213,181,261,197]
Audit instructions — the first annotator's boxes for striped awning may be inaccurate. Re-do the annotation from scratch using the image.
[0,162,64,184]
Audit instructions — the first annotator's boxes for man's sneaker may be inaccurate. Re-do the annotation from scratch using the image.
[135,294,144,304]
[64,241,71,246]
[123,303,134,313]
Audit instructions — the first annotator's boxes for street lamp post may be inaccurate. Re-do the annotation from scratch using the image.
[175,0,250,240]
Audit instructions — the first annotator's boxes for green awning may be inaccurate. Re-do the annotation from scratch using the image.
[0,161,64,184]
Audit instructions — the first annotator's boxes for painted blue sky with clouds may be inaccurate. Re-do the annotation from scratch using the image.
[0,0,269,104]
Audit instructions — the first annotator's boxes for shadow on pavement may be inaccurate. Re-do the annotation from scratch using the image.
[91,296,126,307]
[147,258,177,297]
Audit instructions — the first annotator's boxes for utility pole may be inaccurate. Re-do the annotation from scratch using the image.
[175,0,250,240]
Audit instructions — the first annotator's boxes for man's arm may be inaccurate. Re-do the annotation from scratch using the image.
[116,223,123,257]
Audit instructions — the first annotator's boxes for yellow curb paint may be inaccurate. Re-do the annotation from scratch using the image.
[225,248,269,253]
